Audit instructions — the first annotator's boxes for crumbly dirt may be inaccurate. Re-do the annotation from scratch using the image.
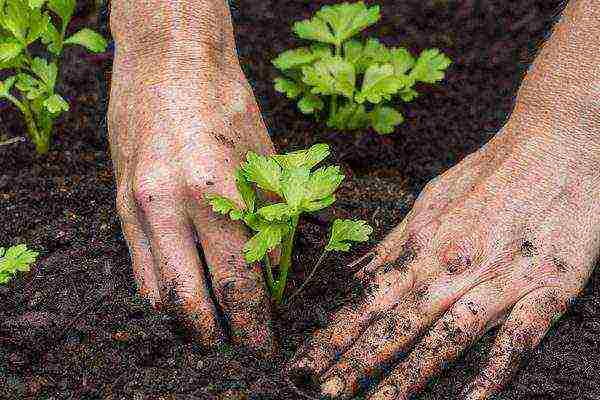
[1,1,599,399]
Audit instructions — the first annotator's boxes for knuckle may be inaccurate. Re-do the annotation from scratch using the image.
[131,168,175,209]
[435,230,484,274]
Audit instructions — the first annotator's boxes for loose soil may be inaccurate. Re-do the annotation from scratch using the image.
[1,1,599,399]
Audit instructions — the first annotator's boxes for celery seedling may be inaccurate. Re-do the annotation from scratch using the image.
[272,1,452,135]
[206,143,373,304]
[0,244,38,284]
[0,0,108,154]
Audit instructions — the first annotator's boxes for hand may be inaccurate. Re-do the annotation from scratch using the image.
[107,4,276,352]
[286,122,599,399]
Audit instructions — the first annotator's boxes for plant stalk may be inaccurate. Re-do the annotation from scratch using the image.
[285,251,328,306]
[273,215,299,304]
[330,44,342,120]
[264,253,275,293]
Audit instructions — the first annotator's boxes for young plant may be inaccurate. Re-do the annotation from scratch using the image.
[272,1,452,135]
[206,143,373,305]
[0,244,38,284]
[0,0,108,154]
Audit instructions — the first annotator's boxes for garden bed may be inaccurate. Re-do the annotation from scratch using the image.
[1,1,599,399]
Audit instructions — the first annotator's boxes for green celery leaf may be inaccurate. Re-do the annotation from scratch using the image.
[0,244,39,280]
[25,7,48,44]
[235,169,256,213]
[369,105,404,135]
[205,194,240,216]
[0,38,24,63]
[29,0,45,8]
[399,86,419,102]
[257,203,294,222]
[297,93,324,114]
[305,165,344,201]
[244,224,286,263]
[2,0,29,41]
[64,28,107,53]
[242,212,269,232]
[327,101,369,130]
[273,143,330,170]
[315,1,380,45]
[42,92,68,113]
[390,47,415,75]
[281,167,310,210]
[31,57,57,89]
[355,63,404,104]
[344,38,392,74]
[0,75,16,96]
[241,152,282,195]
[48,0,75,23]
[273,46,324,71]
[409,48,452,84]
[302,194,336,212]
[40,19,60,54]
[292,14,336,45]
[325,219,373,252]
[274,77,302,99]
[302,55,355,99]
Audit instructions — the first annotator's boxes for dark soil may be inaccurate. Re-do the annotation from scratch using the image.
[1,1,599,399]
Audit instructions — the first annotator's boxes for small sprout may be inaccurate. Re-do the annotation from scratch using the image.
[272,1,451,135]
[0,244,39,284]
[206,143,373,304]
[0,0,108,154]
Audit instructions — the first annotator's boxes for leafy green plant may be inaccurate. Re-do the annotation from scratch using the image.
[272,1,452,135]
[0,0,108,154]
[0,244,38,283]
[206,143,373,305]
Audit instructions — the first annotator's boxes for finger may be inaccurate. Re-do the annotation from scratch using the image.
[116,185,160,306]
[286,259,417,386]
[135,180,225,346]
[193,205,276,355]
[461,287,570,400]
[318,255,481,399]
[363,283,505,400]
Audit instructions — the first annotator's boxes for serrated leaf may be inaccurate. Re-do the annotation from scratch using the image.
[315,1,380,45]
[31,57,57,89]
[2,0,29,41]
[369,105,404,135]
[274,77,302,99]
[25,7,48,44]
[325,219,373,252]
[273,143,330,170]
[302,194,336,212]
[244,224,286,263]
[29,0,45,8]
[0,75,16,96]
[48,0,75,23]
[16,72,45,99]
[409,48,451,84]
[205,194,238,214]
[306,165,344,202]
[281,167,310,210]
[235,169,255,213]
[292,15,336,45]
[0,244,39,283]
[0,38,23,62]
[327,101,369,130]
[302,55,355,98]
[242,212,269,232]
[297,93,324,114]
[355,63,404,104]
[64,28,107,53]
[42,93,67,113]
[398,86,419,102]
[40,19,60,54]
[390,47,415,75]
[273,47,325,71]
[241,152,282,195]
[257,203,294,221]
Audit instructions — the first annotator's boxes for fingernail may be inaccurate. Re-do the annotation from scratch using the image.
[370,384,398,400]
[320,375,346,398]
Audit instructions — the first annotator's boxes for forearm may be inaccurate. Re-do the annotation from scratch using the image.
[109,0,238,74]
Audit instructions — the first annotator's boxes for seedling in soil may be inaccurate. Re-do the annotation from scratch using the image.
[0,0,108,154]
[206,143,373,305]
[0,244,38,284]
[272,1,452,135]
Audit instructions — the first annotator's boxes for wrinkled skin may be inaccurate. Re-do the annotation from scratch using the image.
[287,1,600,399]
[107,1,276,352]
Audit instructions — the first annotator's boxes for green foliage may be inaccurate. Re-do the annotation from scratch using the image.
[0,244,38,284]
[272,1,451,136]
[0,0,108,154]
[206,144,373,304]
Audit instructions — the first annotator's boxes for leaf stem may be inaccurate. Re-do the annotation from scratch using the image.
[273,215,299,304]
[330,44,342,120]
[285,250,328,306]
[264,253,275,293]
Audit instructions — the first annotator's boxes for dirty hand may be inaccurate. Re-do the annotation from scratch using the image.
[107,2,276,352]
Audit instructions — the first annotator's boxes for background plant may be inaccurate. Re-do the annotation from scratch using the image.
[0,244,38,284]
[0,0,107,154]
[206,143,373,305]
[272,1,452,135]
